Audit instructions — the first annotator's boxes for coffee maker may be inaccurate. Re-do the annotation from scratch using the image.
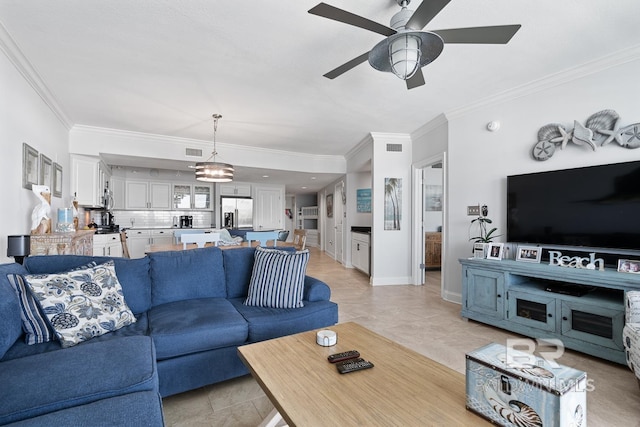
[179,215,193,228]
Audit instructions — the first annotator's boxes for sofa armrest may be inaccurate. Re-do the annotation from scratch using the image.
[303,276,331,302]
[626,291,640,324]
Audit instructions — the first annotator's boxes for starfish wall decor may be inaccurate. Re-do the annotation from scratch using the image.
[531,109,640,161]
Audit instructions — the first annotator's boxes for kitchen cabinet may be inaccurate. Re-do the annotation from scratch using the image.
[111,176,126,210]
[125,229,174,258]
[125,181,172,210]
[70,155,111,207]
[219,182,251,197]
[254,186,284,230]
[173,184,213,210]
[351,232,370,275]
[93,233,123,257]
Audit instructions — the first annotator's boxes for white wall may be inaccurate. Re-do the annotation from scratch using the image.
[370,133,413,285]
[442,56,640,303]
[0,49,70,263]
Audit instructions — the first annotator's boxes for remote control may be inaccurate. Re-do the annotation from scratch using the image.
[336,358,374,374]
[328,350,360,363]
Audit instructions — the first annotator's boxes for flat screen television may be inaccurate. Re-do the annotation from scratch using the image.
[507,160,640,252]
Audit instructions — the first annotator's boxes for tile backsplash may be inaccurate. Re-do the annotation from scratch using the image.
[111,210,214,229]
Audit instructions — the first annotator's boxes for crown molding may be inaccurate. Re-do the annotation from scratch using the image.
[411,113,448,140]
[0,21,72,129]
[446,43,640,121]
[70,124,345,164]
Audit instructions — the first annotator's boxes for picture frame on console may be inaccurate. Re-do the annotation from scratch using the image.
[486,243,504,260]
[473,242,487,259]
[516,245,542,263]
[618,259,640,274]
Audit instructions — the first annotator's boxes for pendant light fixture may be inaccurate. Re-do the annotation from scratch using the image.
[195,114,234,182]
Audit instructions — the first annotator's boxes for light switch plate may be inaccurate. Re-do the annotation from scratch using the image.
[467,205,480,216]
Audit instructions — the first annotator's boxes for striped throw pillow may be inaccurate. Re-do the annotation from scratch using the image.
[245,247,310,309]
[7,274,56,345]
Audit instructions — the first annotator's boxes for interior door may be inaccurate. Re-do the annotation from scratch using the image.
[255,187,282,230]
[334,182,344,263]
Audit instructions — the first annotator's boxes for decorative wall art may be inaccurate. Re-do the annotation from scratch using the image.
[22,143,39,190]
[39,154,52,188]
[53,163,63,198]
[384,178,401,230]
[356,188,371,213]
[532,109,640,161]
[425,185,443,211]
[326,193,334,218]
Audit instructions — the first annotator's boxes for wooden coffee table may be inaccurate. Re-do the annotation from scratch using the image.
[238,322,489,426]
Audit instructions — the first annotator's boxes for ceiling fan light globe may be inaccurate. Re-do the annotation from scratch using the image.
[389,33,422,80]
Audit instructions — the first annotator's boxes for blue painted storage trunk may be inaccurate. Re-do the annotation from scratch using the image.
[466,343,587,427]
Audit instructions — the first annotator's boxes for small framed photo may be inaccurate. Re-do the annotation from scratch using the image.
[473,242,487,259]
[53,162,63,198]
[22,143,39,190]
[618,259,640,274]
[39,154,53,188]
[516,245,542,263]
[487,243,504,260]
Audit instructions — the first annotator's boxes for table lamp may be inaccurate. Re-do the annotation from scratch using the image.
[7,235,30,264]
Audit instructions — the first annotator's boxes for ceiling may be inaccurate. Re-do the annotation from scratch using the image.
[2,1,639,192]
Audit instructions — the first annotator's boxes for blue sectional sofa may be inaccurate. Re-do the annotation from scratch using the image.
[0,246,338,426]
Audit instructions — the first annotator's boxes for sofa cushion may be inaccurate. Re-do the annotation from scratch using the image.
[148,246,227,306]
[223,247,257,298]
[149,298,248,360]
[3,390,164,427]
[245,247,309,309]
[0,335,157,425]
[0,264,28,359]
[23,261,136,348]
[24,255,152,314]
[230,298,338,343]
[1,312,149,362]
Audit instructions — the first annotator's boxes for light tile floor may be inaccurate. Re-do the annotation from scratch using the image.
[163,248,640,426]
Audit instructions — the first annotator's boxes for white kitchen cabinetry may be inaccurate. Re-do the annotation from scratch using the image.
[125,229,174,258]
[125,181,172,210]
[351,232,370,275]
[71,155,111,207]
[254,186,284,230]
[93,233,123,258]
[173,184,213,210]
[111,176,126,210]
[219,183,251,197]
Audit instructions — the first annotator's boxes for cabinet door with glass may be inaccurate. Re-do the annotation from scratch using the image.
[173,184,192,209]
[193,184,212,210]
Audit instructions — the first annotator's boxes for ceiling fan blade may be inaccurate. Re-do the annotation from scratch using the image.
[323,52,370,79]
[308,3,396,37]
[406,68,425,90]
[432,25,521,44]
[405,0,452,31]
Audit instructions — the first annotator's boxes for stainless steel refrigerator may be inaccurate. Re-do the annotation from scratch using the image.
[221,197,253,229]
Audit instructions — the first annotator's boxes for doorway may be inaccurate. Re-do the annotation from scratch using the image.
[334,181,345,264]
[413,154,446,295]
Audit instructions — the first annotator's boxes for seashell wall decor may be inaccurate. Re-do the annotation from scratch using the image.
[531,109,640,161]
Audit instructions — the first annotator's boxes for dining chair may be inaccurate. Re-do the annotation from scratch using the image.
[245,231,279,247]
[292,229,307,250]
[180,232,221,249]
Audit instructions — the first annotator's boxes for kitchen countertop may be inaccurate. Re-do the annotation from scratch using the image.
[351,226,372,234]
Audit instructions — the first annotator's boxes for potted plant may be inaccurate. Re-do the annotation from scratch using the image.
[469,216,500,258]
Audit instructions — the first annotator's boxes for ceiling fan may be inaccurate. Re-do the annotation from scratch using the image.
[308,0,521,89]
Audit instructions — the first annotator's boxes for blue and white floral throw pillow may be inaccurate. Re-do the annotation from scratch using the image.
[23,261,136,348]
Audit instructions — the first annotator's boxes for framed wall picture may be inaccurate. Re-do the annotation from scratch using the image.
[356,188,371,213]
[486,243,504,260]
[53,162,63,198]
[384,178,402,230]
[22,143,39,190]
[618,259,640,274]
[326,193,334,218]
[516,245,542,263]
[39,154,53,188]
